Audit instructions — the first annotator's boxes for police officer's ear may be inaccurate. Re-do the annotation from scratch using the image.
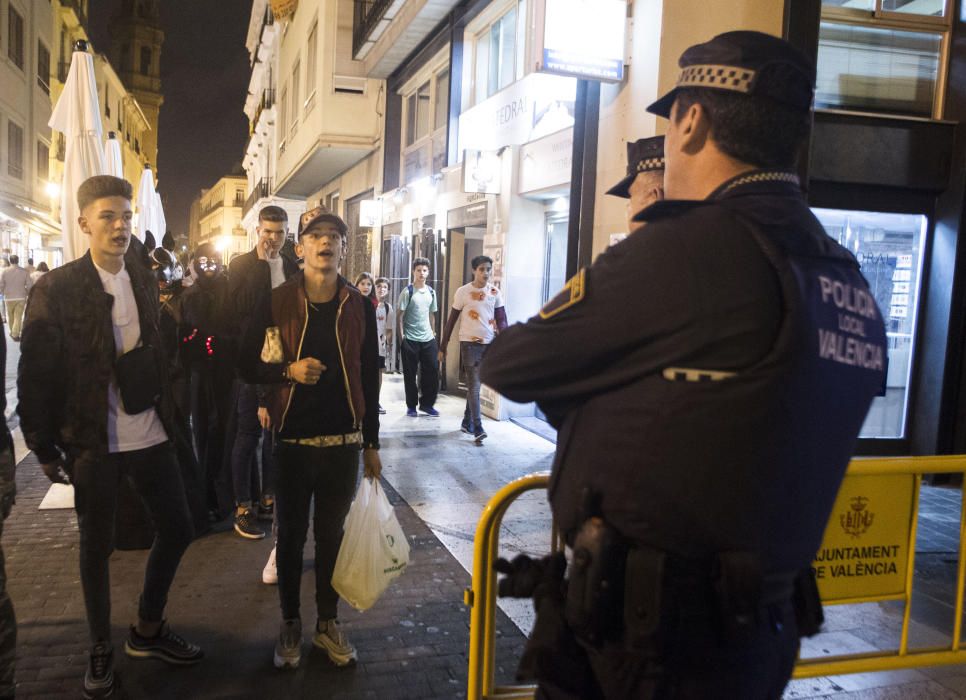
[671,98,712,154]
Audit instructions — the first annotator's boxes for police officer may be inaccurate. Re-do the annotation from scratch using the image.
[481,31,887,699]
[606,135,665,234]
[0,332,15,700]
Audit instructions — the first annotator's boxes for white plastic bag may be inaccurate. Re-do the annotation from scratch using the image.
[332,478,411,611]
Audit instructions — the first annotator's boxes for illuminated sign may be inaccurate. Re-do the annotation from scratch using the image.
[458,73,576,152]
[534,0,627,83]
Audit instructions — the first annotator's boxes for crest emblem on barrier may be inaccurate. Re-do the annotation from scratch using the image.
[840,496,875,538]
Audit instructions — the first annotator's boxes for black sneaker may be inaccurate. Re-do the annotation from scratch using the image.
[83,642,116,699]
[460,419,471,434]
[125,623,204,665]
[474,430,488,444]
[234,507,266,539]
[257,497,275,521]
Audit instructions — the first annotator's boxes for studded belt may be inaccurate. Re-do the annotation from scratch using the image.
[281,431,362,448]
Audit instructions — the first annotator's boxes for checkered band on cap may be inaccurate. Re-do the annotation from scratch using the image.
[676,64,756,94]
[636,157,665,173]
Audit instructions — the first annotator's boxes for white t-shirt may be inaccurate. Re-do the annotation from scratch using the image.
[453,282,504,344]
[93,260,169,453]
[267,255,286,289]
[375,301,393,358]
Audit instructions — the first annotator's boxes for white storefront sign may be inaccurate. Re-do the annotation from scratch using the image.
[458,73,577,153]
[519,127,573,195]
[463,150,502,194]
[533,0,627,82]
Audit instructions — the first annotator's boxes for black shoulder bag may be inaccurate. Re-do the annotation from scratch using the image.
[115,344,162,414]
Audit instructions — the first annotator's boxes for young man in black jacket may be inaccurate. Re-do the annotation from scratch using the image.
[18,176,202,699]
[239,210,381,670]
[227,205,299,547]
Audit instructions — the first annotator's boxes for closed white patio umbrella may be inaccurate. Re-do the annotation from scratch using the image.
[136,165,159,243]
[49,40,106,263]
[105,131,124,178]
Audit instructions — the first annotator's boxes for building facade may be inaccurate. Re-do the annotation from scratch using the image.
[42,0,155,265]
[240,0,966,450]
[192,174,248,262]
[0,0,59,267]
[240,0,306,248]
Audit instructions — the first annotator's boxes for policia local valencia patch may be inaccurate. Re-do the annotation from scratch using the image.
[540,269,587,320]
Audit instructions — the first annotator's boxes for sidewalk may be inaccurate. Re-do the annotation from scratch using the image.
[2,373,531,698]
[6,363,966,697]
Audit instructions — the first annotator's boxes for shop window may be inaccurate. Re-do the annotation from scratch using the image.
[812,208,927,439]
[8,6,25,71]
[7,122,24,179]
[816,0,950,118]
[401,62,449,183]
[470,0,527,106]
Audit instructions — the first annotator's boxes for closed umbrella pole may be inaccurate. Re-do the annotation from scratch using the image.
[49,40,106,263]
[105,131,124,178]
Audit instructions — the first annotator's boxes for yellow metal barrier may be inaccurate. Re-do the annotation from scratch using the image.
[466,456,966,698]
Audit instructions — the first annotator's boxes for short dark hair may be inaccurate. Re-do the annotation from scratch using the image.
[412,257,430,271]
[77,175,133,212]
[37,262,49,272]
[374,276,390,287]
[471,255,493,270]
[673,88,809,169]
[9,255,18,266]
[259,205,288,224]
[27,258,33,265]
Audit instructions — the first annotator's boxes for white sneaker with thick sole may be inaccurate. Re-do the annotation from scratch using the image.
[262,545,278,585]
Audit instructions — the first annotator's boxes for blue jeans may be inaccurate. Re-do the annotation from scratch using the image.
[230,382,275,507]
[461,342,487,432]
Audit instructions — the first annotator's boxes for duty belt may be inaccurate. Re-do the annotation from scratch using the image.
[281,431,362,448]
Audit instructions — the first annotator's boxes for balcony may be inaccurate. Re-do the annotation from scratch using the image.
[250,88,276,135]
[60,0,88,30]
[243,178,273,217]
[351,0,461,78]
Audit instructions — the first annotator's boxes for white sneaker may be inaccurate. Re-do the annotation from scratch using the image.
[262,545,278,585]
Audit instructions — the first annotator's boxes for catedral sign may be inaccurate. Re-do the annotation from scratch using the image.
[811,473,916,602]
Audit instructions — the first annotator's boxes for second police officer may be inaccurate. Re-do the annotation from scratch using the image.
[482,31,887,699]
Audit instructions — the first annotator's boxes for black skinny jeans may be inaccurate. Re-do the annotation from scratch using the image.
[400,337,439,410]
[275,443,358,621]
[74,441,195,644]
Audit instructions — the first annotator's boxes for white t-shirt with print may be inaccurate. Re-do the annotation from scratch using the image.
[93,260,169,453]
[453,282,504,344]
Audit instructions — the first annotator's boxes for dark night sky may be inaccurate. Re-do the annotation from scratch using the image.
[89,1,252,238]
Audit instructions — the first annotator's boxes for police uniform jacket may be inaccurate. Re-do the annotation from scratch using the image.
[480,171,887,574]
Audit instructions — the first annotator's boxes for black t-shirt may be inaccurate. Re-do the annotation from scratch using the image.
[279,298,355,438]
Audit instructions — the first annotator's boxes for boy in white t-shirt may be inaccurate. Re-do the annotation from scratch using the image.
[439,255,507,443]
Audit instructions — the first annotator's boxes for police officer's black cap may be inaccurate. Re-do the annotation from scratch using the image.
[647,31,815,118]
[606,136,665,199]
[299,211,348,238]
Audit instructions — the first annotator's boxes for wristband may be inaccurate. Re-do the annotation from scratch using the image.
[362,441,380,451]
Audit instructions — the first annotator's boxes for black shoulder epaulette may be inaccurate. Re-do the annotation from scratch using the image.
[632,198,708,224]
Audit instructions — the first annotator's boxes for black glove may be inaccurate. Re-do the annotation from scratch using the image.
[495,552,567,602]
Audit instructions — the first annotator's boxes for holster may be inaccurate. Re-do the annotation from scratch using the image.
[622,546,666,652]
[564,516,627,647]
[792,567,824,637]
[712,551,763,644]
